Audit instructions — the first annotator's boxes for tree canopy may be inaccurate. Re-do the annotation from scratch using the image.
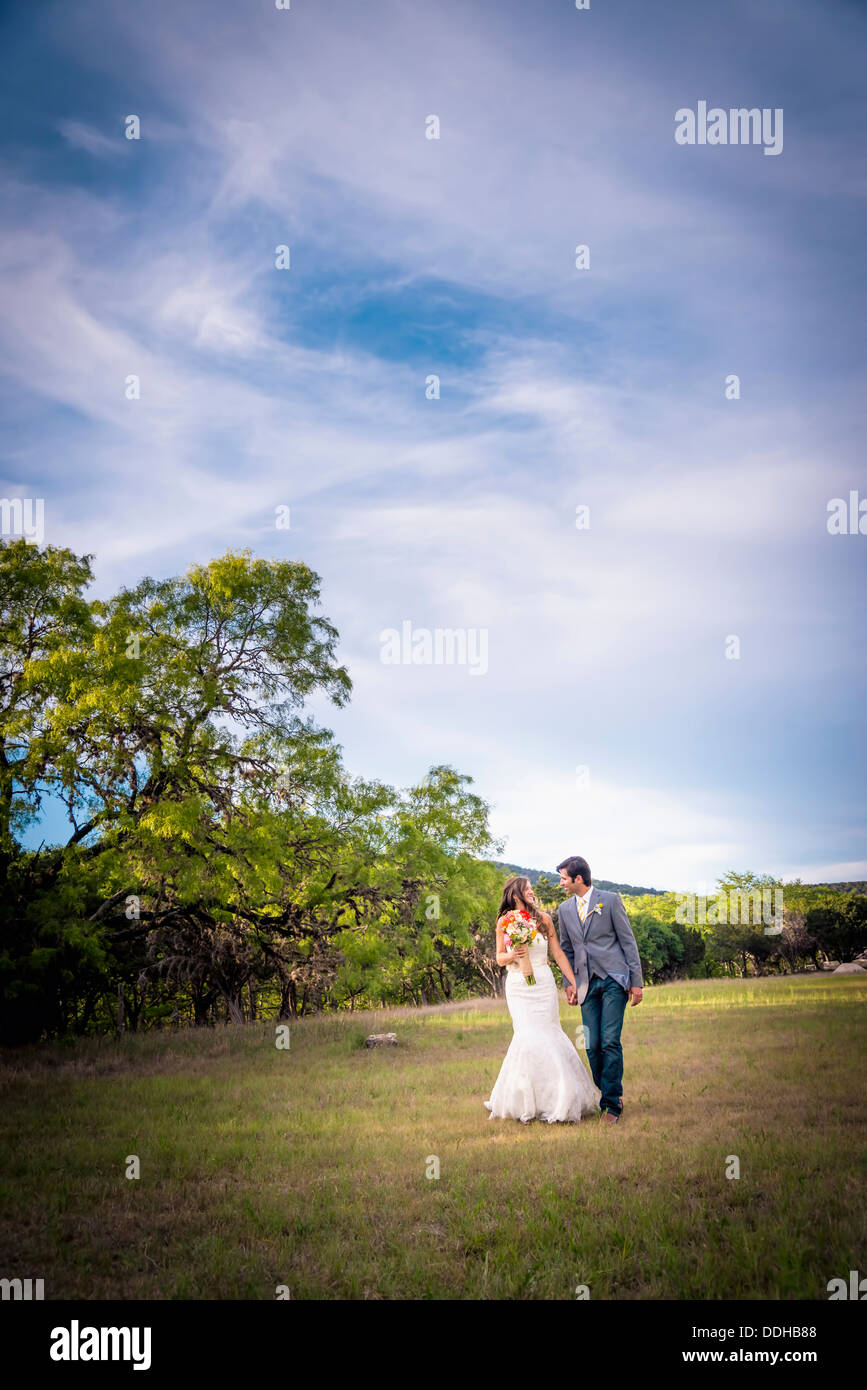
[0,541,504,1041]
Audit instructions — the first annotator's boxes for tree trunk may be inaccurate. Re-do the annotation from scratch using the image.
[193,986,217,1026]
[128,984,141,1031]
[226,993,245,1026]
[278,977,297,1019]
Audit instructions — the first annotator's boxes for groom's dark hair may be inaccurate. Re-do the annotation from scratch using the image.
[557,855,592,886]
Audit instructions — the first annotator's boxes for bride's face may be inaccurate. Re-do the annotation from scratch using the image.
[521,883,535,907]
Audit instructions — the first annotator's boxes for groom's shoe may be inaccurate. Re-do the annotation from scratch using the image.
[601,1108,621,1124]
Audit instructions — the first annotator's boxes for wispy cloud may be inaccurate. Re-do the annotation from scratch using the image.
[57,119,123,159]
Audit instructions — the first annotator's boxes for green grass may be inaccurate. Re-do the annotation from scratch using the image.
[1,975,865,1299]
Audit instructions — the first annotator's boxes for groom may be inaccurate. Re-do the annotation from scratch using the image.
[556,855,643,1123]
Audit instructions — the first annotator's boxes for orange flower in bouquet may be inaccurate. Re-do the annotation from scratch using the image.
[498,908,539,985]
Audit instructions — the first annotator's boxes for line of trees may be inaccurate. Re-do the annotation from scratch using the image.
[2,539,864,1045]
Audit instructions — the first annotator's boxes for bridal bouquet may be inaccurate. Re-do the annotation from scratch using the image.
[499,909,538,985]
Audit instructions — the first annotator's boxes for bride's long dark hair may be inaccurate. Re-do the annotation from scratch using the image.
[498,875,547,930]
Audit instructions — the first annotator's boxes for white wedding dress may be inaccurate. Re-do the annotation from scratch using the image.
[484,934,601,1123]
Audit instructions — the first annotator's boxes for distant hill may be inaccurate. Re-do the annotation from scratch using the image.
[492,861,668,897]
[492,865,867,899]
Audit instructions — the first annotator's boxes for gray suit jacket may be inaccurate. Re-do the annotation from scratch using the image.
[558,889,644,992]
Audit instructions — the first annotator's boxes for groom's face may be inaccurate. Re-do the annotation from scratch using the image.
[560,869,580,894]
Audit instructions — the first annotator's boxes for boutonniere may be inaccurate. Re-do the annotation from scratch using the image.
[589,902,604,916]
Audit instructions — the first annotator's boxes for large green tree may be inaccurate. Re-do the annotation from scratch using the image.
[0,542,504,1040]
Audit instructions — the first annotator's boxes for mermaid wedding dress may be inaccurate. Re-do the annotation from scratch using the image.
[484,933,601,1123]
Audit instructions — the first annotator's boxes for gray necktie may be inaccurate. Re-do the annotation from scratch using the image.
[573,898,589,1004]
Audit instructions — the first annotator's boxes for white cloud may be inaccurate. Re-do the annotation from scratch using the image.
[57,119,121,159]
[776,861,867,885]
[486,766,744,891]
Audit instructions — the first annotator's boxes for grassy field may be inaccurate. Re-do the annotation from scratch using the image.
[1,974,865,1300]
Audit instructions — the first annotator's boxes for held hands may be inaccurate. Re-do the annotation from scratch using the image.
[563,983,642,1005]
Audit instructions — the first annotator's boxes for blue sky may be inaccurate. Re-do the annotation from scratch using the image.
[1,0,865,889]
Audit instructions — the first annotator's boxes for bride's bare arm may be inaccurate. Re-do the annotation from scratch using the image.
[495,923,524,967]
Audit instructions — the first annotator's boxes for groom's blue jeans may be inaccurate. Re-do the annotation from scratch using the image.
[581,974,628,1114]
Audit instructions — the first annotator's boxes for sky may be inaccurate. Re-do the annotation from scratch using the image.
[1,0,865,891]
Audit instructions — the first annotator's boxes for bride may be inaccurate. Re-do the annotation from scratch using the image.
[484,875,600,1124]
